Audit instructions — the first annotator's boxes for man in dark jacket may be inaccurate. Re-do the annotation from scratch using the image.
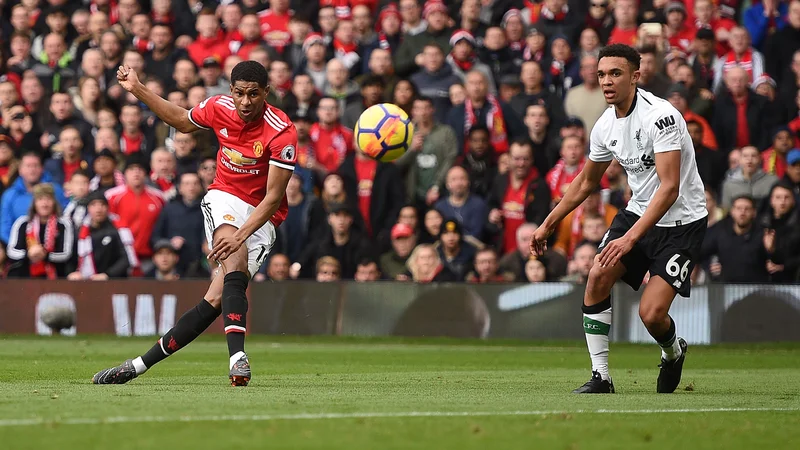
[149,173,204,276]
[338,151,404,242]
[411,43,462,123]
[764,1,800,87]
[487,139,551,254]
[42,92,94,157]
[712,66,775,153]
[66,191,130,280]
[701,195,770,282]
[297,203,371,279]
[393,1,452,77]
[687,119,727,194]
[759,182,800,282]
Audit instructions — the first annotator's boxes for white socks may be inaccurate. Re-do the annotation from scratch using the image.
[132,356,148,375]
[583,307,612,381]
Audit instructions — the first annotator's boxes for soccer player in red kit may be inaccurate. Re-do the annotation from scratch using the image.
[92,60,297,387]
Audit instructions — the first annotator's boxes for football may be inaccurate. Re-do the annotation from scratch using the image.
[354,103,414,162]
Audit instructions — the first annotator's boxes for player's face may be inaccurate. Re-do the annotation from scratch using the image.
[597,56,639,106]
[230,81,268,122]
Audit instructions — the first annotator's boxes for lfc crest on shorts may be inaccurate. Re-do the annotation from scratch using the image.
[253,141,264,158]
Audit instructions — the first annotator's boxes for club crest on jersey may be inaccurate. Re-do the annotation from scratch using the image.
[222,147,257,166]
[253,141,264,158]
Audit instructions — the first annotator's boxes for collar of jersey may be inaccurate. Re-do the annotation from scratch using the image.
[616,90,638,119]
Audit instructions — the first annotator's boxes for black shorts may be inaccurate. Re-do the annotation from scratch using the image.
[598,210,707,297]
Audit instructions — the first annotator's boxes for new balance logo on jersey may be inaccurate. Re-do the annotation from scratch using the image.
[610,140,617,146]
[220,128,228,138]
[641,153,655,168]
[654,115,676,131]
[673,280,682,289]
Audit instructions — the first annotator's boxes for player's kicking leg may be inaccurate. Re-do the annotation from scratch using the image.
[638,275,687,393]
[92,225,252,386]
[572,256,627,394]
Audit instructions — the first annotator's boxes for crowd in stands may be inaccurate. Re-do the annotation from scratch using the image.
[1,0,800,285]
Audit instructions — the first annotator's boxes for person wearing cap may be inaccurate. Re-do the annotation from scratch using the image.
[761,126,795,178]
[664,2,695,53]
[105,152,166,273]
[665,83,718,151]
[764,0,800,87]
[523,24,547,63]
[296,202,369,279]
[565,55,606,133]
[147,239,181,280]
[394,0,452,77]
[6,183,73,279]
[360,4,403,74]
[198,56,228,98]
[91,147,124,196]
[503,9,527,57]
[782,148,800,202]
[186,10,230,68]
[435,218,475,280]
[1,152,68,245]
[298,33,330,92]
[380,222,418,279]
[712,26,765,93]
[66,190,132,281]
[446,29,496,94]
[744,0,789,51]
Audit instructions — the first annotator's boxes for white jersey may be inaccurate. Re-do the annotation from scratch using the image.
[589,89,707,227]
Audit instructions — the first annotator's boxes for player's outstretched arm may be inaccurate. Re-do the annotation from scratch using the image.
[208,165,294,262]
[116,65,199,134]
[531,159,610,256]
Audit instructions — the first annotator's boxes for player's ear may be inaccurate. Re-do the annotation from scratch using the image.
[263,84,271,97]
[631,69,641,85]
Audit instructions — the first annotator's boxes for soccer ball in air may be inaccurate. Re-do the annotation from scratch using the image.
[354,103,414,162]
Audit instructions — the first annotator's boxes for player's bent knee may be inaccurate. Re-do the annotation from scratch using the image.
[587,265,615,295]
[639,304,669,329]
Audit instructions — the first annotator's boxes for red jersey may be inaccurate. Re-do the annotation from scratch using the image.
[607,27,637,47]
[668,25,695,53]
[106,185,166,258]
[258,9,292,52]
[501,171,537,254]
[186,31,230,67]
[354,156,377,235]
[188,95,298,227]
[309,123,353,172]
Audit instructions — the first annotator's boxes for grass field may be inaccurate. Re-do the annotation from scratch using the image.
[0,336,798,449]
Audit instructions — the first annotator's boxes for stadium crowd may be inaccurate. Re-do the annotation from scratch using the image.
[1,0,800,285]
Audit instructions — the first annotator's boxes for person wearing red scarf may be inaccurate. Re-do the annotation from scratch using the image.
[333,19,361,70]
[186,11,230,68]
[309,97,353,173]
[447,29,497,94]
[503,9,527,56]
[6,183,73,279]
[91,0,119,24]
[712,26,765,91]
[373,3,403,55]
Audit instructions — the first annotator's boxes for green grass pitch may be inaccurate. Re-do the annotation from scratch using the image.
[0,336,799,449]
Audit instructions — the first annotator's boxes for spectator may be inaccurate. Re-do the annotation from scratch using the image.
[637,46,671,98]
[199,57,228,98]
[487,139,551,254]
[765,0,800,87]
[298,202,368,279]
[544,35,582,99]
[503,9,528,61]
[149,148,177,200]
[522,104,557,176]
[354,257,382,281]
[1,105,44,156]
[185,11,228,68]
[300,33,330,92]
[342,75,384,129]
[400,0,427,37]
[62,170,91,231]
[522,24,547,64]
[760,182,800,281]
[324,60,359,116]
[230,14,267,60]
[546,136,593,206]
[90,148,124,196]
[694,0,737,57]
[705,187,727,227]
[411,43,461,123]
[391,78,419,117]
[380,223,417,279]
[607,0,639,46]
[713,67,774,153]
[71,77,104,127]
[106,153,166,273]
[448,70,524,155]
[8,32,37,76]
[713,26,765,91]
[672,63,715,122]
[524,257,548,283]
[784,149,800,201]
[753,74,785,123]
[144,23,188,85]
[480,27,518,89]
[553,185,618,259]
[396,96,458,207]
[666,83,718,151]
[403,243,458,282]
[320,173,350,212]
[1,152,68,244]
[687,119,727,194]
[420,208,444,244]
[361,5,403,70]
[332,19,361,73]
[67,191,132,280]
[275,173,327,264]
[394,0,452,77]
[762,127,795,178]
[434,166,488,243]
[171,132,199,176]
[310,97,353,174]
[357,48,400,103]
[44,126,91,188]
[436,219,476,280]
[32,33,76,94]
[0,137,19,197]
[197,156,216,192]
[465,247,515,283]
[6,183,73,279]
[688,27,719,92]
[702,194,770,282]
[43,92,94,156]
[455,125,496,199]
[564,55,605,133]
[560,242,597,284]
[446,30,495,95]
[150,172,205,277]
[264,253,291,282]
[316,256,342,282]
[147,239,181,280]
[338,145,404,240]
[536,0,583,45]
[744,0,789,51]
[283,74,321,123]
[604,159,628,210]
[721,146,780,209]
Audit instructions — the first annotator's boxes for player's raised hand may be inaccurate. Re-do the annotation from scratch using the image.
[529,225,554,257]
[116,65,140,93]
[597,236,634,268]
[208,234,246,263]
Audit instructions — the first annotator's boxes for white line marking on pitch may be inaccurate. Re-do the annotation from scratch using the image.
[0,408,798,427]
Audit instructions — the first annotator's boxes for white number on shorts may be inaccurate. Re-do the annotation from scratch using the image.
[599,230,611,249]
[666,253,690,281]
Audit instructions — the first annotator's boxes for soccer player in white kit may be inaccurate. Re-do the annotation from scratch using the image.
[530,44,708,394]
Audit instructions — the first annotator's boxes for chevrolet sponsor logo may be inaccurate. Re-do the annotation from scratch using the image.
[222,147,257,166]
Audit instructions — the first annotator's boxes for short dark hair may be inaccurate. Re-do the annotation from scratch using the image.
[732,194,756,208]
[468,124,490,137]
[230,60,269,88]
[423,41,444,53]
[414,95,435,106]
[20,150,43,164]
[599,43,642,70]
[71,169,91,180]
[360,75,385,90]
